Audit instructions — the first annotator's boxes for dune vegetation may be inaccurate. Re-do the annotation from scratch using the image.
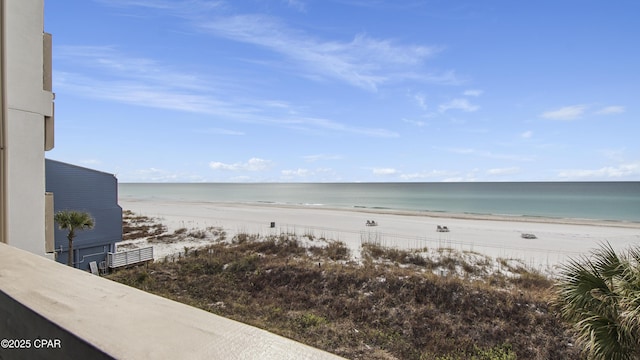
[108,211,583,360]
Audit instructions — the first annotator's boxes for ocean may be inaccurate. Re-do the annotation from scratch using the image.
[118,182,640,223]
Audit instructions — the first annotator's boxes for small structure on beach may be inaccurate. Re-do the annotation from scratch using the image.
[366,220,378,226]
[437,225,450,232]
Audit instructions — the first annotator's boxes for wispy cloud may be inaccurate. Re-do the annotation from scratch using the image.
[280,167,335,180]
[444,147,534,161]
[399,170,456,180]
[97,0,224,13]
[403,118,426,127]
[521,130,533,139]
[54,46,398,137]
[596,105,625,115]
[281,167,335,180]
[284,0,307,12]
[372,168,398,175]
[280,116,399,138]
[199,128,245,136]
[209,158,273,171]
[97,0,459,91]
[463,89,483,97]
[540,105,587,120]
[438,98,479,113]
[126,167,207,182]
[96,0,175,10]
[600,148,626,162]
[56,45,210,91]
[281,168,311,177]
[80,159,102,166]
[303,154,343,162]
[199,15,443,91]
[413,92,428,110]
[486,167,519,176]
[557,162,640,179]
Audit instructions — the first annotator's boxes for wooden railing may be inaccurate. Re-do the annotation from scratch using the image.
[107,246,153,268]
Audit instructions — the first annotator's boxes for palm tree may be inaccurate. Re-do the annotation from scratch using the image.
[54,210,95,267]
[555,242,640,360]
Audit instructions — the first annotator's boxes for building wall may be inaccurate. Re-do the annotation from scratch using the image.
[46,160,122,270]
[2,0,54,254]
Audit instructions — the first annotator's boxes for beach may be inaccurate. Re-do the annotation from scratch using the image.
[119,199,640,272]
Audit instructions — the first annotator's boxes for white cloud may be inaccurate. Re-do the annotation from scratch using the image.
[399,170,455,180]
[303,154,342,162]
[596,105,625,115]
[98,0,223,13]
[285,0,307,11]
[414,92,428,110]
[281,167,335,180]
[101,1,454,91]
[281,168,310,177]
[441,169,479,182]
[403,118,426,127]
[438,98,479,113]
[600,149,626,162]
[125,167,206,182]
[209,158,273,171]
[200,128,245,136]
[444,147,535,161]
[447,147,475,155]
[463,89,483,97]
[372,168,398,175]
[200,15,442,91]
[282,116,399,138]
[541,105,587,120]
[486,167,520,176]
[55,48,398,138]
[80,159,102,166]
[557,162,640,179]
[521,130,533,139]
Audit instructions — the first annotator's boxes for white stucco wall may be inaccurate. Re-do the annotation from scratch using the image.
[4,0,54,255]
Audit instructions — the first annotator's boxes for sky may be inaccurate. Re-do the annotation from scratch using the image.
[45,0,640,183]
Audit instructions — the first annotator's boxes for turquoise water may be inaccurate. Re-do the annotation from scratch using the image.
[119,182,640,222]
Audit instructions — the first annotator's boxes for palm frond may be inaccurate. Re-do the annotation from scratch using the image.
[555,242,640,360]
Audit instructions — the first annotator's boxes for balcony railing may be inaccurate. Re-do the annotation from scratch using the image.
[0,242,343,359]
[107,246,153,268]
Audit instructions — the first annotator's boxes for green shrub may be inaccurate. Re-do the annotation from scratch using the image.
[295,313,328,329]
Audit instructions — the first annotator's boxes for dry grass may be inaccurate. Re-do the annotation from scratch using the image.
[109,216,582,360]
[121,210,167,240]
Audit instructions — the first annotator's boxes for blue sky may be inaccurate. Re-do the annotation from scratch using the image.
[45,0,639,182]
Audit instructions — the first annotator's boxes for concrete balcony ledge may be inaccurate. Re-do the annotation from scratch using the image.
[0,243,343,360]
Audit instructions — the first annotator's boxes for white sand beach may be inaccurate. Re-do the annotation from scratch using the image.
[119,199,640,273]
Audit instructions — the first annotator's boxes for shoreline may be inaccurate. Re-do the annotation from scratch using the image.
[118,198,640,270]
[121,198,640,229]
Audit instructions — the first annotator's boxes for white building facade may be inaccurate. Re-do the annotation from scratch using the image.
[0,0,55,255]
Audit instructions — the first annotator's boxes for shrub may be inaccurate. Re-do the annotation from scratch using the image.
[295,313,328,329]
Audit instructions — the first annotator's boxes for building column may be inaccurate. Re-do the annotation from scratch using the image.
[0,0,8,245]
